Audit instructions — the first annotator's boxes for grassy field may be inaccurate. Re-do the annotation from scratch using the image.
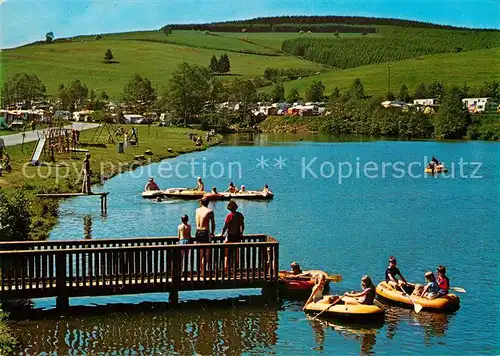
[277,48,500,97]
[0,125,216,190]
[2,28,499,100]
[1,125,219,240]
[1,32,324,98]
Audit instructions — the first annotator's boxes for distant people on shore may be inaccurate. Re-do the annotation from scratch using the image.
[144,177,160,191]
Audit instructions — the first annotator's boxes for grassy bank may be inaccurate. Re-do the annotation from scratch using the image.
[0,125,220,239]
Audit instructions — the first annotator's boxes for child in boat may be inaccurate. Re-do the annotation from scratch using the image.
[342,275,376,305]
[436,265,450,295]
[385,256,409,290]
[178,214,192,245]
[420,271,440,299]
[262,185,270,195]
[239,185,246,193]
[303,274,328,309]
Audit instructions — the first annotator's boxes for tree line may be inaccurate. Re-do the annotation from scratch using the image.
[282,28,500,69]
[167,23,375,33]
[165,15,499,31]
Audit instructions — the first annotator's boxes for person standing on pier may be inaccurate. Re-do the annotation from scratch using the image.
[195,198,215,276]
[82,152,92,194]
[221,200,245,271]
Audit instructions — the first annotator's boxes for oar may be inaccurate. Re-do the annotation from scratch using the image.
[398,285,423,313]
[312,296,343,320]
[450,287,466,293]
[327,274,342,282]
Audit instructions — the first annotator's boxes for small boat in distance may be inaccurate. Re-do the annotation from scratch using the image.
[425,164,448,173]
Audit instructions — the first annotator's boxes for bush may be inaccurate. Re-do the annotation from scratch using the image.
[0,190,31,242]
[0,309,16,354]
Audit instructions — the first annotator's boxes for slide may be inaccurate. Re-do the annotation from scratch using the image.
[30,137,46,165]
[0,117,9,130]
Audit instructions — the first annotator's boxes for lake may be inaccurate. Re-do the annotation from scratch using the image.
[11,134,500,354]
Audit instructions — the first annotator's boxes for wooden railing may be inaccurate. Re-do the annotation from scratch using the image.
[0,235,278,306]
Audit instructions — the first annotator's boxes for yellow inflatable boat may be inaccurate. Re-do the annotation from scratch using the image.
[304,296,385,321]
[424,164,448,173]
[376,282,460,312]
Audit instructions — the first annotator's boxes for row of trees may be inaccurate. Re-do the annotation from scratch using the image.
[282,29,500,69]
[209,54,231,75]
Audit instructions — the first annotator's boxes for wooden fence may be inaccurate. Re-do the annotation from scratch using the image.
[0,235,279,307]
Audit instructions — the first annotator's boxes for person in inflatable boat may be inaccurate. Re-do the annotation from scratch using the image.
[341,275,376,305]
[436,265,450,295]
[419,271,440,299]
[385,256,409,290]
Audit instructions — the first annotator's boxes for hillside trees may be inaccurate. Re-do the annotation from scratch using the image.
[45,31,54,44]
[2,73,46,108]
[397,84,411,102]
[433,87,470,138]
[305,81,325,102]
[104,49,114,63]
[58,79,88,111]
[208,53,231,75]
[165,63,213,126]
[0,190,31,242]
[162,26,172,35]
[270,83,285,102]
[286,88,302,103]
[122,74,156,112]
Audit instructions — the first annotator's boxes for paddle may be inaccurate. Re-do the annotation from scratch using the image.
[311,296,343,320]
[327,274,342,283]
[398,285,423,313]
[450,287,466,293]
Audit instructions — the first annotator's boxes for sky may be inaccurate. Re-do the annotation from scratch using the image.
[1,0,499,48]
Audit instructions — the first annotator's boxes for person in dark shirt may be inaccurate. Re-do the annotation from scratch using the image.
[221,200,245,271]
[385,256,408,289]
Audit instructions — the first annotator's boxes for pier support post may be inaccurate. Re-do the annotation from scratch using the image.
[56,296,69,310]
[262,283,278,302]
[169,290,179,304]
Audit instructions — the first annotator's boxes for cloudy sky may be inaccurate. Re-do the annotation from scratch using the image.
[1,0,499,48]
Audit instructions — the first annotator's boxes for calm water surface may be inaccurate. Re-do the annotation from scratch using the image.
[11,134,499,355]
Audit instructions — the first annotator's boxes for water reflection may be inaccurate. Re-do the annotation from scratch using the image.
[11,297,278,354]
[307,317,382,355]
[385,306,453,343]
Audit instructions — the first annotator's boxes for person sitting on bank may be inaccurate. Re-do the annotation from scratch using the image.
[226,182,238,193]
[386,256,408,290]
[420,271,440,299]
[195,177,205,191]
[144,177,160,191]
[342,275,376,305]
[436,265,450,295]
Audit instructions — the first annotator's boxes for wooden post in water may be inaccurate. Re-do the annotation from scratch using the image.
[56,252,69,310]
[170,246,181,304]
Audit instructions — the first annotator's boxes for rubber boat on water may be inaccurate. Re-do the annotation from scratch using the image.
[376,281,460,312]
[162,188,274,201]
[141,190,166,199]
[204,191,274,201]
[163,188,205,200]
[304,296,385,321]
[425,164,448,173]
[278,270,330,292]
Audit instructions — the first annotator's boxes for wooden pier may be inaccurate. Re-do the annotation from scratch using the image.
[0,235,279,309]
[37,192,109,216]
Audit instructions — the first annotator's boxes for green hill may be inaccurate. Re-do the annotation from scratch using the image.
[1,31,325,98]
[277,48,500,96]
[2,20,499,101]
